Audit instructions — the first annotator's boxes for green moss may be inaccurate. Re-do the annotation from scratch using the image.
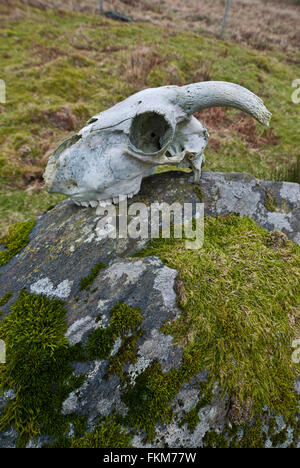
[233,420,267,448]
[179,383,214,433]
[202,430,230,448]
[203,418,267,448]
[70,416,132,448]
[264,189,278,212]
[271,429,287,447]
[0,292,13,306]
[253,55,272,72]
[108,334,142,381]
[193,185,204,202]
[0,219,36,267]
[0,292,13,318]
[121,361,177,441]
[86,326,116,361]
[86,302,142,362]
[0,289,86,447]
[136,214,300,421]
[49,414,88,448]
[79,261,106,291]
[109,302,142,338]
[119,347,210,442]
[179,406,200,433]
[289,418,300,448]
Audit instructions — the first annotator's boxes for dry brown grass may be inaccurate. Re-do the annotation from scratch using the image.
[121,45,165,88]
[6,0,299,55]
[195,107,280,151]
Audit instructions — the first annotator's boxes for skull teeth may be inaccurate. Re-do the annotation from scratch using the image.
[73,188,139,208]
[98,198,113,207]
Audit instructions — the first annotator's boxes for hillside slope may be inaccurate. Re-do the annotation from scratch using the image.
[0,1,299,233]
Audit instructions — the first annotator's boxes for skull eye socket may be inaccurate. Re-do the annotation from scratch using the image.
[129,111,174,154]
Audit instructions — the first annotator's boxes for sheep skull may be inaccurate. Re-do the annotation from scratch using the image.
[44,82,271,207]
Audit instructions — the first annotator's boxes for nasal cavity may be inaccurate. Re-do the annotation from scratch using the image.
[129,111,173,154]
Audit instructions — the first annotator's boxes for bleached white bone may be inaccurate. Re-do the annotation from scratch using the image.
[44,81,271,206]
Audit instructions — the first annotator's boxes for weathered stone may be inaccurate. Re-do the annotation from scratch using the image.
[0,170,299,319]
[0,170,299,448]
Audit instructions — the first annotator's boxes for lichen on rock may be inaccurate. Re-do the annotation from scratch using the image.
[0,171,299,448]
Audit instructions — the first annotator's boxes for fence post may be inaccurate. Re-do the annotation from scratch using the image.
[99,0,104,15]
[220,0,231,39]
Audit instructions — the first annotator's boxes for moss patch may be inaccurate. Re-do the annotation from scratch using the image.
[86,326,116,361]
[86,302,142,362]
[0,292,13,307]
[193,185,204,202]
[0,289,86,447]
[0,296,141,446]
[79,260,106,291]
[264,189,278,212]
[120,349,212,442]
[135,214,300,423]
[70,416,132,448]
[204,422,271,448]
[0,219,36,268]
[108,333,142,381]
[202,413,300,448]
[0,292,13,318]
[121,360,179,441]
[179,383,214,433]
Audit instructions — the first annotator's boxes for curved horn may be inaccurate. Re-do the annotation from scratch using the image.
[177,81,271,126]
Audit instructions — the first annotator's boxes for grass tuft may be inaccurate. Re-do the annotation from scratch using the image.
[79,261,106,291]
[0,219,36,267]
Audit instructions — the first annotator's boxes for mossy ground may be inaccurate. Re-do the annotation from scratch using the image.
[70,416,132,448]
[0,2,299,234]
[86,302,142,365]
[0,190,65,238]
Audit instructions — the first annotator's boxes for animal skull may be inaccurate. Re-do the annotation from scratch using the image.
[44,81,271,207]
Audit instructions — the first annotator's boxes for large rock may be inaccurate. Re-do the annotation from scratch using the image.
[0,170,299,448]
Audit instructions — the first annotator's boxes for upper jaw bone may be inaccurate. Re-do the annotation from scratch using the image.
[73,188,140,208]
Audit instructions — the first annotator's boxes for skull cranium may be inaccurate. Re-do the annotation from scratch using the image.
[44,81,271,207]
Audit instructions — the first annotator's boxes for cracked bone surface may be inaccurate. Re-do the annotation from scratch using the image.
[44,82,271,206]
